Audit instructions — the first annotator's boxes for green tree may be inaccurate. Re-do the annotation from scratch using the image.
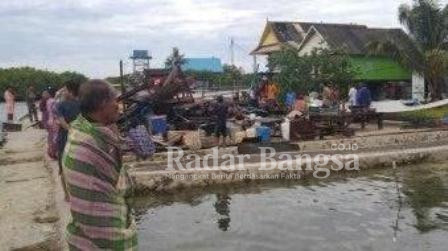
[222,64,243,88]
[184,64,249,90]
[368,0,448,101]
[310,47,358,97]
[268,46,357,99]
[165,47,187,69]
[268,46,313,95]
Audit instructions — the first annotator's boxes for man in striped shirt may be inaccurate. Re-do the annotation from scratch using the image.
[63,79,138,250]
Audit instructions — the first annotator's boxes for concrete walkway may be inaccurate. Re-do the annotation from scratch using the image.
[0,129,63,251]
[128,128,448,193]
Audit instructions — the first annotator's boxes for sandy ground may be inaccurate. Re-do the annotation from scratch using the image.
[0,128,66,251]
[45,153,70,251]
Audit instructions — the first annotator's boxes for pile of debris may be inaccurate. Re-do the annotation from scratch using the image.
[116,53,285,151]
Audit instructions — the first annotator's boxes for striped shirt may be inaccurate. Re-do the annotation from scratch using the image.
[63,115,138,250]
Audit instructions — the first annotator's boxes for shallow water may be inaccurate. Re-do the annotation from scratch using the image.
[133,163,448,251]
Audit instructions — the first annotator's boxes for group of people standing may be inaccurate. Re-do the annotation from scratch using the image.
[3,85,42,123]
[348,83,372,108]
[285,92,309,118]
[282,82,372,119]
[284,83,340,119]
[2,84,78,163]
[249,75,280,108]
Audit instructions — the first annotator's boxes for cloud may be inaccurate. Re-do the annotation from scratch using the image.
[0,0,447,77]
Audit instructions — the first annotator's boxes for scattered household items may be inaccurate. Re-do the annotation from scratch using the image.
[183,130,205,150]
[281,118,290,141]
[309,106,354,137]
[111,49,407,152]
[290,117,322,141]
[126,125,156,159]
[350,106,383,129]
[288,103,384,141]
[148,115,167,135]
[117,48,195,133]
[256,126,271,143]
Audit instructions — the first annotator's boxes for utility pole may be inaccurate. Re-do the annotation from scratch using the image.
[253,55,258,74]
[252,55,258,89]
[119,60,125,94]
[230,37,235,66]
[119,60,126,109]
[230,37,236,94]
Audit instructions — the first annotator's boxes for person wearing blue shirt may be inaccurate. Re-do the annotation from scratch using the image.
[356,84,372,108]
[285,91,296,111]
[56,80,81,200]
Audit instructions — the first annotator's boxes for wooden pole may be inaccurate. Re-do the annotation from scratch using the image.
[119,60,126,109]
[120,60,125,94]
[230,37,236,95]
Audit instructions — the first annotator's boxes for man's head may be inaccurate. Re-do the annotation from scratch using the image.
[42,90,50,99]
[48,87,56,98]
[65,79,80,98]
[216,95,224,103]
[79,79,119,125]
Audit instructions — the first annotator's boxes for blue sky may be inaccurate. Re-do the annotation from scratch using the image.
[1,0,447,78]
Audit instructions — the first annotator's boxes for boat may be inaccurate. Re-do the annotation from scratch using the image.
[371,99,448,113]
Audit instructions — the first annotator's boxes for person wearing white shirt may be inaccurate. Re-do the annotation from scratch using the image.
[348,86,357,107]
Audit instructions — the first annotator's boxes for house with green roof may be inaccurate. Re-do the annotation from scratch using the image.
[251,21,425,101]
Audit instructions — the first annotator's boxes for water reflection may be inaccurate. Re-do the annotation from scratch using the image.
[0,102,28,121]
[214,193,231,231]
[134,163,448,251]
[401,165,448,233]
[392,167,404,242]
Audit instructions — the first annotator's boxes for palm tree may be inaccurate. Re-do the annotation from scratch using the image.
[368,0,448,101]
[165,47,187,69]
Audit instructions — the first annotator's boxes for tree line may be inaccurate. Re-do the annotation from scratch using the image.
[185,64,255,90]
[0,67,87,101]
[106,64,255,92]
